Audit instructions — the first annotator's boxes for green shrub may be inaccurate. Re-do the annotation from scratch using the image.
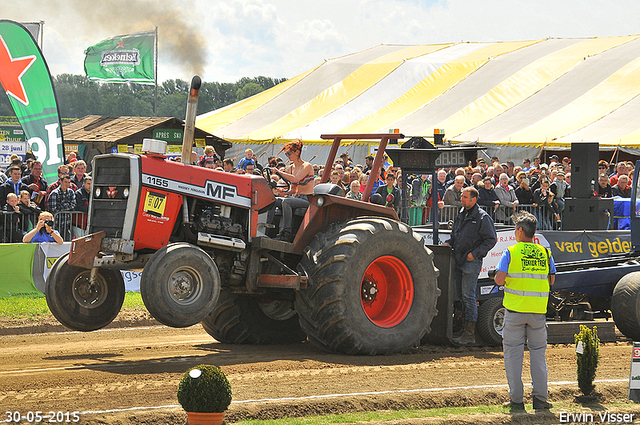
[177,364,232,413]
[575,325,600,396]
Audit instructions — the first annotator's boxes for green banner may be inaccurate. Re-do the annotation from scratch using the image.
[0,243,38,297]
[0,125,25,141]
[0,20,65,182]
[84,30,155,84]
[153,128,184,142]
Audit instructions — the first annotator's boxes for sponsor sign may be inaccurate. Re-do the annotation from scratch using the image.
[418,228,631,279]
[542,231,631,262]
[0,125,25,141]
[153,128,183,143]
[64,144,78,154]
[0,20,65,181]
[630,342,640,401]
[84,30,155,84]
[0,141,27,163]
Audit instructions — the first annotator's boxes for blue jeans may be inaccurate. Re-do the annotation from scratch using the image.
[455,257,483,322]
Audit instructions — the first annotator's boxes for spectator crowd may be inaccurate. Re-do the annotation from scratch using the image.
[227,147,635,232]
[2,145,635,243]
[0,152,89,243]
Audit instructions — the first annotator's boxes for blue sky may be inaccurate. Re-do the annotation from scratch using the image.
[7,0,640,83]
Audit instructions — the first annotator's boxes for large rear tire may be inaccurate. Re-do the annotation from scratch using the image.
[141,243,221,328]
[45,253,125,331]
[477,297,505,346]
[296,217,440,355]
[201,289,307,344]
[611,272,640,341]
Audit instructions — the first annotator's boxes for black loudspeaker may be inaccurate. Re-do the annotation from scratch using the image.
[563,198,614,230]
[570,142,599,198]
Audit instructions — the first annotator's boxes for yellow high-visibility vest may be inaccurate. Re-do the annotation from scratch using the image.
[503,242,550,314]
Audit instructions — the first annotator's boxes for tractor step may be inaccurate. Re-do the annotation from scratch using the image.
[257,274,307,290]
[251,236,295,253]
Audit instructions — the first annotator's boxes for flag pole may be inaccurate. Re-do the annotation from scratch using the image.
[154,26,158,117]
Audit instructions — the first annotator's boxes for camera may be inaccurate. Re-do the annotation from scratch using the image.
[44,219,54,227]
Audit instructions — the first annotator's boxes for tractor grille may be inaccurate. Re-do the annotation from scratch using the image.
[90,156,133,238]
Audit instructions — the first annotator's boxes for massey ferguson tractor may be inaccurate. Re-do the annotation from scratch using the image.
[45,129,441,355]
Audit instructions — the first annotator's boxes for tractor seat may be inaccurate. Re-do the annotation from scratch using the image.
[273,205,308,217]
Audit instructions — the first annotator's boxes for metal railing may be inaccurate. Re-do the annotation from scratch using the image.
[408,204,563,230]
[1,211,88,243]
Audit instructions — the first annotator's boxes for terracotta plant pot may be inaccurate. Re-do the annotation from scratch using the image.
[186,411,225,425]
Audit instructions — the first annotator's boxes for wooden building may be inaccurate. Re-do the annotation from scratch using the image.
[63,115,232,166]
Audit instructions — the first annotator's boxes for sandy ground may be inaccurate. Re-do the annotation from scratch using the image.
[0,311,637,424]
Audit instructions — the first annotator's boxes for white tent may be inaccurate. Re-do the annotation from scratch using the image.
[197,35,640,165]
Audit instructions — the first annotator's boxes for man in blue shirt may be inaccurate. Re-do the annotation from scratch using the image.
[494,211,556,411]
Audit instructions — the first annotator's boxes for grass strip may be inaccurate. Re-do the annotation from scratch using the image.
[0,292,146,319]
[232,399,639,425]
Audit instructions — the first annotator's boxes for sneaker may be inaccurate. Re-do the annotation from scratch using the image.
[533,396,553,410]
[502,400,525,411]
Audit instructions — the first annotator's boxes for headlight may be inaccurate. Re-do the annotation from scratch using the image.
[316,196,325,207]
[95,188,101,198]
[123,188,130,198]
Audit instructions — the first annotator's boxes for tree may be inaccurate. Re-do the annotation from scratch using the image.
[0,74,287,121]
[236,82,263,101]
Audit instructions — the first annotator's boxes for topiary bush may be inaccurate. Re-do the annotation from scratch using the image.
[177,364,232,413]
[575,325,600,396]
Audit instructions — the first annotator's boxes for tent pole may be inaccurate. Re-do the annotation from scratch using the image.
[154,26,158,117]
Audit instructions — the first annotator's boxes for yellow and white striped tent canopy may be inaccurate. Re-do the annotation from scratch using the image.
[197,35,640,162]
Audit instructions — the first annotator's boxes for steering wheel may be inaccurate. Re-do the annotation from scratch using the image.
[263,167,291,193]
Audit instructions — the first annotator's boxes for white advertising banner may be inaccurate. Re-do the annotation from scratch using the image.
[34,242,142,293]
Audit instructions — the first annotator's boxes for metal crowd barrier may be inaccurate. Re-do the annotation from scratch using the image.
[0,211,88,243]
[407,204,563,230]
[0,211,38,243]
[53,211,88,241]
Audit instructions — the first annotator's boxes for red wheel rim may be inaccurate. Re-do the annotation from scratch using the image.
[360,255,414,327]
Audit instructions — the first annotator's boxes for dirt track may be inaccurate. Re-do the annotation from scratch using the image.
[0,313,636,424]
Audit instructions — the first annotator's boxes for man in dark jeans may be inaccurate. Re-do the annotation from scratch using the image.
[445,187,497,346]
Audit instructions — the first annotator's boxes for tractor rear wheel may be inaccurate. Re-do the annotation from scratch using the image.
[141,243,221,328]
[611,272,640,341]
[46,253,125,331]
[201,289,307,344]
[296,217,440,355]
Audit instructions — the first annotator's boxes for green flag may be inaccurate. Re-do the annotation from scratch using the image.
[84,30,155,84]
[0,20,65,182]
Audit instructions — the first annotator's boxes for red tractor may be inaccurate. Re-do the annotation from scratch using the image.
[45,134,440,355]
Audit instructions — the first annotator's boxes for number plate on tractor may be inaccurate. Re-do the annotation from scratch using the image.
[144,191,167,217]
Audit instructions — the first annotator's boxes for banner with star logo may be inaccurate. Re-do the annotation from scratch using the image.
[0,20,65,182]
[84,30,156,84]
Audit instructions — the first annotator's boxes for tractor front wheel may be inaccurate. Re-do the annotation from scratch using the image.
[477,297,505,346]
[141,243,221,328]
[45,253,125,331]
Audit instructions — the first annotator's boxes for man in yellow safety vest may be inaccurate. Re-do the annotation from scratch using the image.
[494,211,556,412]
